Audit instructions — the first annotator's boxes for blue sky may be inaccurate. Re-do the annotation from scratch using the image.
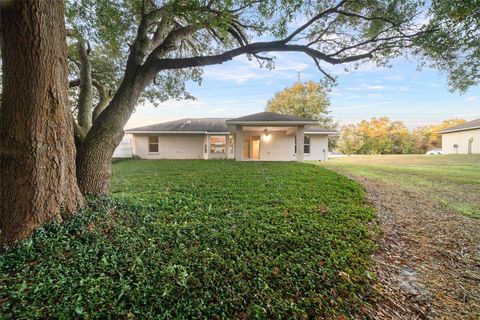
[126,52,480,130]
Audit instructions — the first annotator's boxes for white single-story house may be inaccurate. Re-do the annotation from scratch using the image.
[438,119,480,154]
[125,111,338,161]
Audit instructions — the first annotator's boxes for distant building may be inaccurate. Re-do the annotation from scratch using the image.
[438,119,480,154]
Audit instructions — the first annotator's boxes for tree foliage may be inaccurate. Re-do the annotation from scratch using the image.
[337,117,467,154]
[416,0,480,92]
[413,118,465,153]
[338,117,417,154]
[266,81,335,128]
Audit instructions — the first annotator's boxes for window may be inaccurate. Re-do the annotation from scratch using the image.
[148,136,158,153]
[210,136,226,153]
[294,135,311,154]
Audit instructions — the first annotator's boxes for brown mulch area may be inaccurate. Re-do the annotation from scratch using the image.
[347,175,480,320]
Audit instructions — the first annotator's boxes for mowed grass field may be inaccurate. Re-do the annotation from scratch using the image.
[1,160,376,319]
[320,155,480,218]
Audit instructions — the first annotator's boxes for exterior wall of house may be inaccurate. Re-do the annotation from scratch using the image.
[307,134,329,161]
[441,129,480,154]
[132,134,204,159]
[131,131,331,161]
[242,130,329,161]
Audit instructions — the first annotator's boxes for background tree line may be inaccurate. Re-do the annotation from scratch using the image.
[337,117,465,154]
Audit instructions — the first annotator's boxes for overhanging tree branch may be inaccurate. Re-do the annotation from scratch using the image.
[146,41,373,74]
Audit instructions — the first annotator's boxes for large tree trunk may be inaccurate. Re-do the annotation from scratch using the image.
[76,70,150,195]
[0,0,83,246]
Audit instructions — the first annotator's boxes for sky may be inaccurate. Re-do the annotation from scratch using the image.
[125,52,480,130]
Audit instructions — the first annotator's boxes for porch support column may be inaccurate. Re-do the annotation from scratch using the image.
[235,125,243,161]
[206,134,211,159]
[224,134,230,159]
[296,125,304,162]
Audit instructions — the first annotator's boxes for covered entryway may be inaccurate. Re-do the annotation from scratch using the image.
[226,111,318,162]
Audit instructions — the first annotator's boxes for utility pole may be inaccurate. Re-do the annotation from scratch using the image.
[297,71,301,83]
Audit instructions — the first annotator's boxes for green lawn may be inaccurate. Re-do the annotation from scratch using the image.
[320,154,480,218]
[1,160,376,319]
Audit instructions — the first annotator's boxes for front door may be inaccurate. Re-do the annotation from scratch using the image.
[242,137,250,159]
[242,136,260,160]
[251,136,260,159]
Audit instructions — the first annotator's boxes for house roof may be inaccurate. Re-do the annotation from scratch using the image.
[437,119,480,134]
[226,111,316,124]
[126,118,229,133]
[125,112,335,134]
[305,127,339,134]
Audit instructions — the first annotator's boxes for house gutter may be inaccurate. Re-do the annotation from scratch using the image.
[437,126,480,134]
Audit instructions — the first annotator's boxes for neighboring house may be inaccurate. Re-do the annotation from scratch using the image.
[125,111,338,161]
[438,119,480,154]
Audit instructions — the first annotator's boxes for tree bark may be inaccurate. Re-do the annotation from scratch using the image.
[75,38,94,131]
[76,69,150,195]
[0,0,83,246]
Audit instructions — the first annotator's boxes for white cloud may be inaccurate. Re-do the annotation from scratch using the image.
[464,96,477,102]
[343,94,360,100]
[382,74,405,81]
[202,54,310,84]
[324,60,380,75]
[203,67,258,84]
[368,85,386,90]
[332,101,394,111]
[125,115,177,130]
[208,107,230,114]
[346,84,386,91]
[142,99,205,108]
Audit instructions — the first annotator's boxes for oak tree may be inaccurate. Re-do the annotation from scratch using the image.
[0,0,83,246]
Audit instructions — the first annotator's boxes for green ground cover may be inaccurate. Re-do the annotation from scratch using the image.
[1,160,376,319]
[320,155,480,218]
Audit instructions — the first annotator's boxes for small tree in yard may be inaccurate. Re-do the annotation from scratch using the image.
[0,0,83,246]
[266,81,335,128]
[64,0,438,195]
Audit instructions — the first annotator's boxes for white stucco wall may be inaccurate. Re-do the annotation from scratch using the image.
[132,134,204,159]
[131,131,330,161]
[307,134,329,161]
[242,130,329,161]
[441,129,480,154]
